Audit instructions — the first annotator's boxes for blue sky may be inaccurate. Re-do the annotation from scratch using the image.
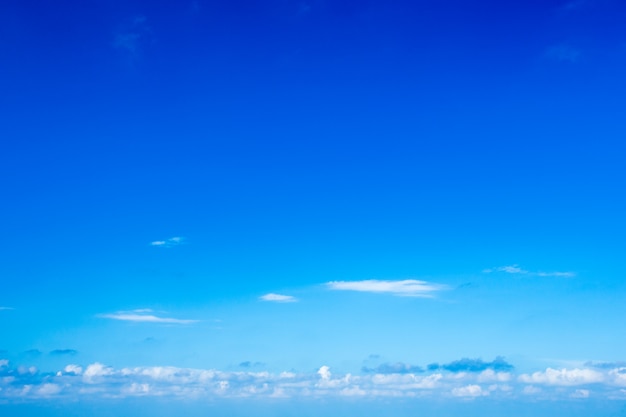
[1,0,626,415]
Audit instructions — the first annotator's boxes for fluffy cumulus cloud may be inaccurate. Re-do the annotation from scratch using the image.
[518,368,604,386]
[259,293,298,303]
[326,280,448,297]
[1,359,625,402]
[452,384,488,397]
[97,309,198,324]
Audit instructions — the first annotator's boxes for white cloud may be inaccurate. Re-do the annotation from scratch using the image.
[571,389,590,398]
[36,384,62,396]
[608,368,626,386]
[83,363,114,383]
[477,370,511,383]
[150,237,185,247]
[518,368,604,386]
[259,293,298,303]
[452,384,487,397]
[326,279,447,297]
[484,265,574,278]
[483,265,528,274]
[536,271,576,277]
[3,361,626,402]
[318,366,331,380]
[64,365,83,375]
[98,310,198,325]
[522,385,542,395]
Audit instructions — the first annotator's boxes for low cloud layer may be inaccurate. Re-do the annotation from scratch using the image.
[1,358,624,402]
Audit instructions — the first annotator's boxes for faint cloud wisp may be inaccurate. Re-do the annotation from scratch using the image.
[546,44,582,63]
[259,293,298,303]
[98,309,198,325]
[326,279,448,297]
[483,264,574,278]
[150,237,186,247]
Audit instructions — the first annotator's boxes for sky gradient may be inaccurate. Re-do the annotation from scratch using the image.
[1,0,626,415]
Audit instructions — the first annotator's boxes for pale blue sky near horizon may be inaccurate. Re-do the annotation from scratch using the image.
[1,0,626,415]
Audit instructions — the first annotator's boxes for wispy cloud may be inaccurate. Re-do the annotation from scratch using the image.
[0,307,14,311]
[113,15,153,60]
[326,279,448,297]
[259,293,298,303]
[546,44,582,63]
[150,236,186,247]
[560,0,587,12]
[98,309,198,325]
[427,357,514,373]
[362,362,424,374]
[483,265,574,278]
[50,349,78,357]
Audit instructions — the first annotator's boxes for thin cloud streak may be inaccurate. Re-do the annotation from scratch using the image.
[326,279,448,297]
[259,293,298,303]
[98,310,198,325]
[150,237,186,247]
[483,265,574,278]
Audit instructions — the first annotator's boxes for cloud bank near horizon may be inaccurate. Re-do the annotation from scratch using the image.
[1,358,625,402]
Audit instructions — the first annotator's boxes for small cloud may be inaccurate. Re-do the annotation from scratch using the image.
[36,383,62,396]
[63,364,83,375]
[98,310,198,325]
[546,44,582,63]
[484,265,574,277]
[0,307,14,311]
[585,361,626,369]
[259,293,298,303]
[113,15,153,59]
[452,384,488,397]
[50,349,78,356]
[428,357,514,373]
[571,388,590,398]
[318,365,331,380]
[536,271,575,277]
[23,349,42,358]
[326,279,448,297]
[150,237,186,247]
[518,367,604,386]
[362,362,424,374]
[239,361,265,368]
[483,265,528,274]
[560,0,587,11]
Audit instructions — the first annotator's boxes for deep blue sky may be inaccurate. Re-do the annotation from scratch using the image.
[1,0,626,415]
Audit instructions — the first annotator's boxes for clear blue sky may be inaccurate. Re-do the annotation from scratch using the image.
[1,0,626,415]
